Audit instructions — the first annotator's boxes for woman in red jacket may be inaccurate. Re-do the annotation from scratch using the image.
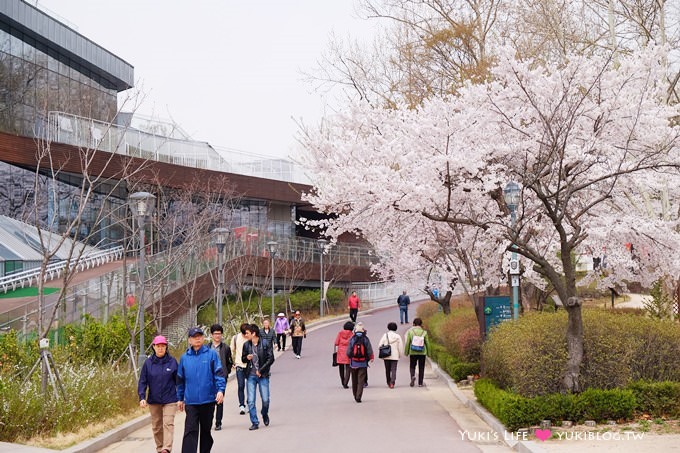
[334,321,355,388]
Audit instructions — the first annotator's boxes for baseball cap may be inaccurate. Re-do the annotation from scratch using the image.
[188,327,204,337]
[152,335,167,345]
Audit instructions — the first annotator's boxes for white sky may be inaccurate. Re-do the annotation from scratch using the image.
[35,0,377,159]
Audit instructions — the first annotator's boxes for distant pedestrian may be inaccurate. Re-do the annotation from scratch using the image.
[397,290,411,324]
[348,291,361,322]
[242,324,275,430]
[209,324,233,431]
[230,323,250,415]
[260,318,276,350]
[333,321,354,389]
[404,318,431,387]
[177,327,226,453]
[378,323,404,388]
[290,310,306,359]
[138,335,178,453]
[274,312,290,351]
[346,322,373,403]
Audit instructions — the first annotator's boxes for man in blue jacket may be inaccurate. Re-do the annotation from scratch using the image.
[177,327,226,453]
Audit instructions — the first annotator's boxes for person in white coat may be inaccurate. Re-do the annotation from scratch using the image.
[378,322,404,388]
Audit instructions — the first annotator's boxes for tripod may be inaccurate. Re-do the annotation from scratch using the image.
[24,348,66,399]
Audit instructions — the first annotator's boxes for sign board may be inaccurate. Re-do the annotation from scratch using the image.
[483,296,512,336]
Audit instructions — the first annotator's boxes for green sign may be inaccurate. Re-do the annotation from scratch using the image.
[483,296,512,335]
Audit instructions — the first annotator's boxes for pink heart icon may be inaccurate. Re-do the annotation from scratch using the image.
[535,429,551,441]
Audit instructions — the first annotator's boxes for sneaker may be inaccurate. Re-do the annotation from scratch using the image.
[363,382,368,388]
[239,405,246,415]
[389,383,395,389]
[342,384,349,389]
[214,424,222,431]
[263,415,270,426]
[249,424,259,431]
[419,383,425,387]
[410,377,415,387]
[295,354,301,359]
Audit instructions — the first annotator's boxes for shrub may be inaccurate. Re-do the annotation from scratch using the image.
[423,307,482,362]
[475,379,636,431]
[482,309,680,397]
[481,312,568,396]
[0,363,138,442]
[416,301,441,320]
[628,380,680,417]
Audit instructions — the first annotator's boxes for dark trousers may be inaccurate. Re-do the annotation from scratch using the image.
[338,363,351,387]
[276,333,287,351]
[236,367,246,406]
[349,308,358,322]
[384,359,398,385]
[350,367,367,402]
[182,403,215,453]
[410,355,426,385]
[214,402,223,427]
[292,336,303,355]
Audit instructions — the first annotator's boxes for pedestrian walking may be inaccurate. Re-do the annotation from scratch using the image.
[378,322,404,388]
[290,310,306,358]
[230,323,250,415]
[209,324,233,431]
[177,327,226,453]
[346,322,373,403]
[397,290,411,324]
[260,318,276,350]
[138,335,178,453]
[404,318,431,387]
[347,290,361,323]
[333,321,354,389]
[274,312,290,351]
[242,324,275,430]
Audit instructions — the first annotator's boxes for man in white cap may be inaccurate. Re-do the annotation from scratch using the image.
[346,322,374,403]
[274,312,289,352]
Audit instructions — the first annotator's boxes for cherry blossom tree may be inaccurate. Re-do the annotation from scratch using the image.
[301,47,680,392]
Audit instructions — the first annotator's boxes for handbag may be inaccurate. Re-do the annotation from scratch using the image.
[332,351,338,367]
[378,332,392,359]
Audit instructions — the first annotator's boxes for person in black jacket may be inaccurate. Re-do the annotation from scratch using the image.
[242,324,275,430]
[138,335,178,453]
[209,324,233,431]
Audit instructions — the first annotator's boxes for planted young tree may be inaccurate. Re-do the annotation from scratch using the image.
[301,47,680,392]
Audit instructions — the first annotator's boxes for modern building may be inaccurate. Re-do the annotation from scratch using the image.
[0,0,359,278]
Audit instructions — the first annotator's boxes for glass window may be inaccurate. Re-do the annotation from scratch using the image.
[0,29,10,54]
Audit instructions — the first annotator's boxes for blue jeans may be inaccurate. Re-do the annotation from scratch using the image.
[399,306,409,323]
[246,374,270,426]
[236,367,246,407]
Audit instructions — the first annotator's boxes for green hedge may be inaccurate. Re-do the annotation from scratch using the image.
[482,310,680,397]
[429,342,480,381]
[628,380,680,417]
[474,378,636,430]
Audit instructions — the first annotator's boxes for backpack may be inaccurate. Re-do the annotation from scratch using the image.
[349,335,368,362]
[410,330,426,352]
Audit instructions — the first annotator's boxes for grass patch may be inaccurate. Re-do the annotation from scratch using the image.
[0,287,59,298]
[22,408,146,450]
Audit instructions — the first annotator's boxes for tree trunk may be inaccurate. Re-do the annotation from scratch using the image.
[563,296,583,393]
[424,287,451,314]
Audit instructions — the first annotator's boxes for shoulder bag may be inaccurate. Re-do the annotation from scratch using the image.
[378,332,392,359]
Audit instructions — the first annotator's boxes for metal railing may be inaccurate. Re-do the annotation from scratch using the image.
[0,246,124,294]
[0,232,378,335]
[46,111,310,184]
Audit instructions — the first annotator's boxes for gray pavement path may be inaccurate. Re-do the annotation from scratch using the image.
[100,304,511,453]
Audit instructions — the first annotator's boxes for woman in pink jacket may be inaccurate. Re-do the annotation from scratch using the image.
[334,321,355,388]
